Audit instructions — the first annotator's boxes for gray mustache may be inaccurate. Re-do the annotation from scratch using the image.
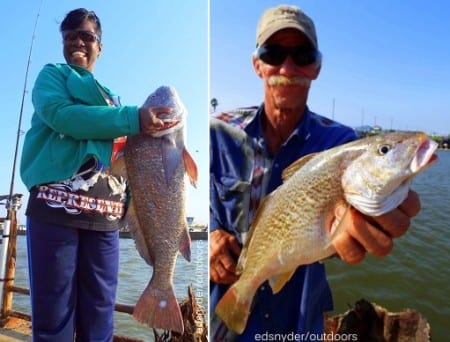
[268,75,311,87]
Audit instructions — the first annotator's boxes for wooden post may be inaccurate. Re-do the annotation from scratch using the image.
[0,209,18,325]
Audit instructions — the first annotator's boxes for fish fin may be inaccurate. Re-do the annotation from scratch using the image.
[237,194,272,273]
[126,201,154,266]
[236,229,253,274]
[133,282,184,334]
[324,204,351,250]
[281,153,318,181]
[236,247,247,275]
[111,155,127,178]
[268,270,296,294]
[161,135,183,185]
[215,282,252,334]
[183,148,198,188]
[179,224,192,262]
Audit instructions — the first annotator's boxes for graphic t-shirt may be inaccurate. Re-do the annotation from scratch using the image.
[26,155,127,231]
[26,83,128,231]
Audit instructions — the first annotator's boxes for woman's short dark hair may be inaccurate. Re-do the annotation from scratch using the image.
[60,8,102,39]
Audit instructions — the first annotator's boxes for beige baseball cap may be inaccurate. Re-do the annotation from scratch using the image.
[256,5,318,48]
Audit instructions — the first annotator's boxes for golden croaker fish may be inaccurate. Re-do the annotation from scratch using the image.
[215,131,438,334]
[113,86,198,333]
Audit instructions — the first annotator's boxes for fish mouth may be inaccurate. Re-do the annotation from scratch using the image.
[410,137,439,173]
[159,119,180,130]
[149,119,183,138]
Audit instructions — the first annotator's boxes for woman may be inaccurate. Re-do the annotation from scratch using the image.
[20,8,164,341]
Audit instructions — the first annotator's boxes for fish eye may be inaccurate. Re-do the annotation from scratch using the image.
[378,144,391,155]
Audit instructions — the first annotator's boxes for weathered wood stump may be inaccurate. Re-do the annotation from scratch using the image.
[154,285,208,342]
[324,299,430,341]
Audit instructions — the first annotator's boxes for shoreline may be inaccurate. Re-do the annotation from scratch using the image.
[119,229,207,240]
[14,228,208,240]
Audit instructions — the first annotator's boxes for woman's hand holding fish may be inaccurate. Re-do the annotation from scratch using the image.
[332,190,421,264]
[210,229,241,284]
[138,106,172,134]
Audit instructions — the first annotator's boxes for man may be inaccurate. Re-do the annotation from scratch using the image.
[209,4,420,340]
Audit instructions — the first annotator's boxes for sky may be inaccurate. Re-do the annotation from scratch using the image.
[210,0,450,134]
[0,0,208,224]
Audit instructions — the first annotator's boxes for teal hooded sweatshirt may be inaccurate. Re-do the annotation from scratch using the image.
[20,63,140,190]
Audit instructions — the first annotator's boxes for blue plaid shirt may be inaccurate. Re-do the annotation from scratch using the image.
[210,104,357,341]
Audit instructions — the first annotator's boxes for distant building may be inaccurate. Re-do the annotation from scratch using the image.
[354,125,383,138]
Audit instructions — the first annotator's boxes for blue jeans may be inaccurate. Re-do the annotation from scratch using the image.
[26,217,119,342]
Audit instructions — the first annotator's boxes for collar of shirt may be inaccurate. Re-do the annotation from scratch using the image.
[241,104,314,192]
[243,103,312,154]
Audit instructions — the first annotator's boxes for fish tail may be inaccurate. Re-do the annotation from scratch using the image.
[215,282,253,334]
[133,283,184,333]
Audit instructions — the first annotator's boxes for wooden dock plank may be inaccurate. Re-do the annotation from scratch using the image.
[0,317,31,342]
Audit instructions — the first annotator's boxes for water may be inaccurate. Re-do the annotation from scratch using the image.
[326,149,450,340]
[10,236,208,341]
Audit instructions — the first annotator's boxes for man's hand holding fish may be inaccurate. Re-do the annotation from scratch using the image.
[330,190,420,264]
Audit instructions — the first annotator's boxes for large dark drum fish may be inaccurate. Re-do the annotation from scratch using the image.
[113,86,198,333]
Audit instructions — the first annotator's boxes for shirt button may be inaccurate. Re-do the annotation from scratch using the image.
[264,313,270,319]
[274,163,279,168]
[260,285,265,291]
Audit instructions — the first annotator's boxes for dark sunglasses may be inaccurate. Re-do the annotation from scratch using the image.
[62,30,100,43]
[256,45,321,67]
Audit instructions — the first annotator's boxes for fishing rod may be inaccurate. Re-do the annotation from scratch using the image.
[5,0,43,220]
[0,2,43,313]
